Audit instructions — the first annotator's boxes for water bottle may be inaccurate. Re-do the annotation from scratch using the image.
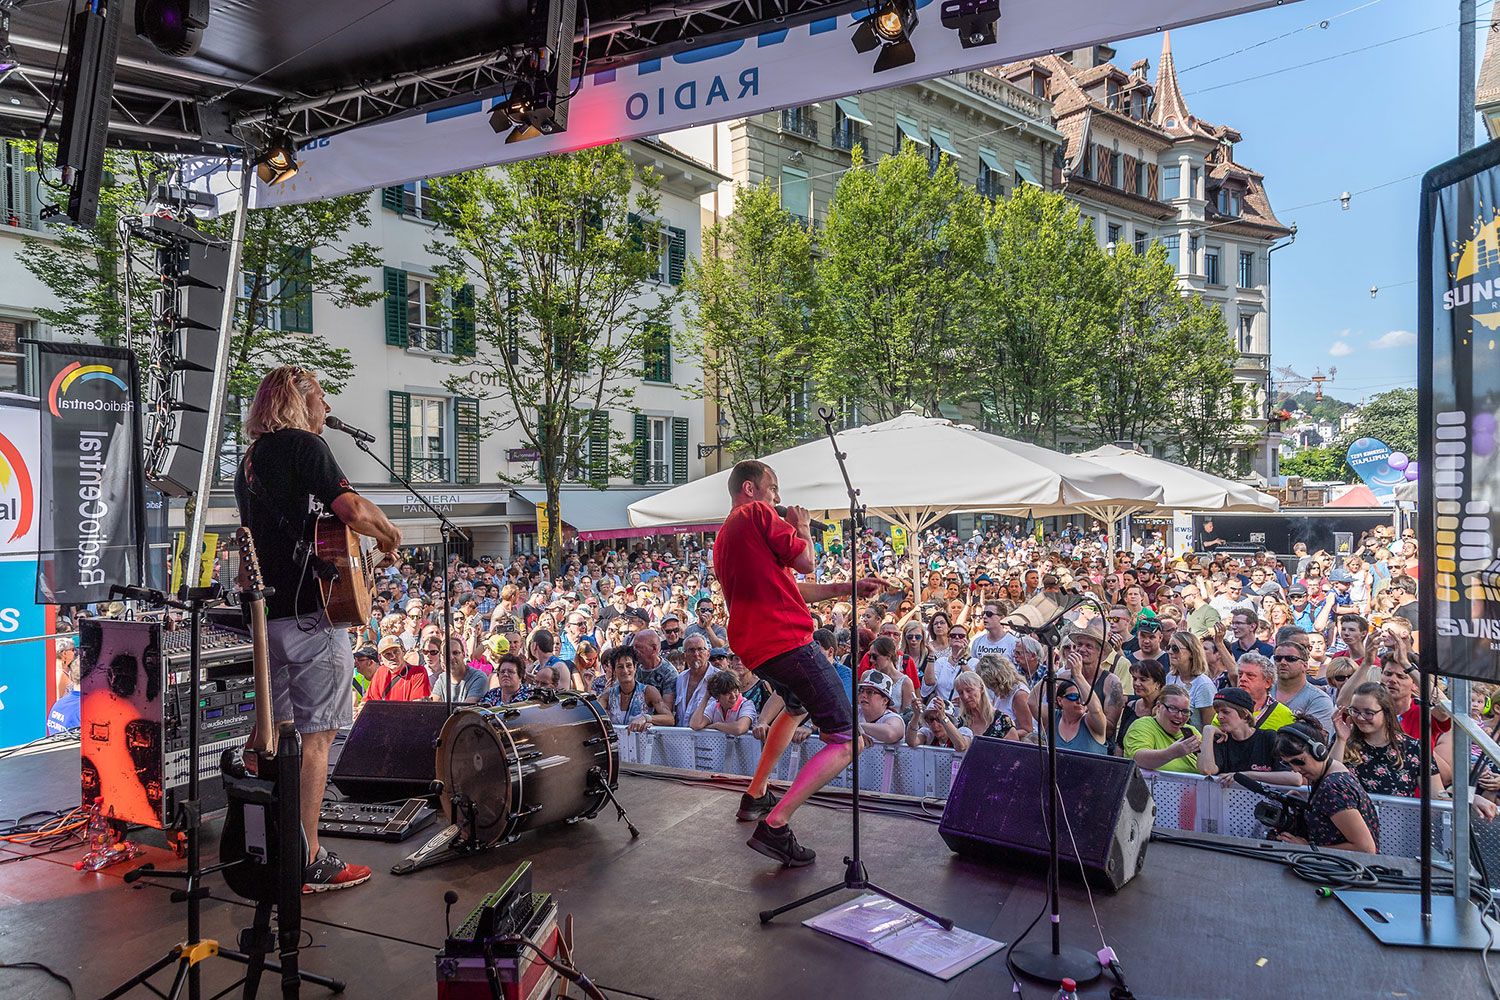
[1053,979,1079,1000]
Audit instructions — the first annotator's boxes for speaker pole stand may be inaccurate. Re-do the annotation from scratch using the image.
[1008,616,1101,987]
[758,408,952,931]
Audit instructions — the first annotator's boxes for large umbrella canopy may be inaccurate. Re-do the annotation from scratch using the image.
[628,411,1163,595]
[1076,445,1280,514]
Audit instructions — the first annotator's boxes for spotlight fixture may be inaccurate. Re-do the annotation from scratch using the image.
[940,0,1000,49]
[1339,191,1351,211]
[254,132,299,186]
[489,0,577,143]
[136,0,209,58]
[851,0,918,73]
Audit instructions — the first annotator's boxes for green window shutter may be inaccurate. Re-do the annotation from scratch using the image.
[632,413,648,486]
[671,416,689,484]
[454,283,476,357]
[667,227,686,285]
[381,186,404,212]
[383,267,409,347]
[279,247,313,334]
[588,409,610,487]
[455,396,480,485]
[643,325,671,383]
[627,212,644,252]
[388,390,411,483]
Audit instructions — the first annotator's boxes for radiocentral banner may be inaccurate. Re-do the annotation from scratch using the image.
[31,343,144,605]
[1420,141,1500,685]
[258,0,1293,205]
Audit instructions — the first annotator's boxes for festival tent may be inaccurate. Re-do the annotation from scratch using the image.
[627,411,1162,598]
[1075,444,1280,550]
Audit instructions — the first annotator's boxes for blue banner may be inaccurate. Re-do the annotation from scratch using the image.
[1345,437,1402,507]
[0,558,52,748]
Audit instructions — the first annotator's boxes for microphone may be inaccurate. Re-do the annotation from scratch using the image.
[774,504,830,535]
[325,414,376,444]
[443,889,459,938]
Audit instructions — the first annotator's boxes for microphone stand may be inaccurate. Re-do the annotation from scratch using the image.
[351,439,470,721]
[1006,594,1101,987]
[758,408,952,931]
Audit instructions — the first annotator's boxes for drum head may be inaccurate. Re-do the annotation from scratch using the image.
[437,710,514,845]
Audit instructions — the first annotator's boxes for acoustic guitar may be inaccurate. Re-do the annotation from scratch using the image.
[314,515,378,629]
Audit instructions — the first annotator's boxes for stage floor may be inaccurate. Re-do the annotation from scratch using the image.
[0,744,1489,1000]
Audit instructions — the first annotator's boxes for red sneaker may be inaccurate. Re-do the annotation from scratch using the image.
[302,848,371,893]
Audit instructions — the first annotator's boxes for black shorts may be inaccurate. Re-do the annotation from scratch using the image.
[754,642,853,741]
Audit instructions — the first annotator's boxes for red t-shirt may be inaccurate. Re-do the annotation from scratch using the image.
[714,501,812,671]
[367,661,433,702]
[1398,700,1450,746]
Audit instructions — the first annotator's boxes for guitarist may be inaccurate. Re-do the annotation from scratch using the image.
[235,366,402,893]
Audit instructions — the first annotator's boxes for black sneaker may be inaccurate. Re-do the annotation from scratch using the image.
[747,820,815,867]
[303,847,372,894]
[736,788,780,822]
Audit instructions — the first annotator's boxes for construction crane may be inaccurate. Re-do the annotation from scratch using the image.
[1272,365,1336,403]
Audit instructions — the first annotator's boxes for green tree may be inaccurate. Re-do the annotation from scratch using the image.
[424,146,677,572]
[812,145,987,420]
[1281,445,1347,481]
[1336,388,1418,467]
[685,181,817,457]
[1157,296,1255,476]
[971,183,1105,443]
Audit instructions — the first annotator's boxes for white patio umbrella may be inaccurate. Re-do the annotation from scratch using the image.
[628,411,1163,600]
[1076,444,1280,551]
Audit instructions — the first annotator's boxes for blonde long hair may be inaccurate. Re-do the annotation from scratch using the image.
[245,366,319,440]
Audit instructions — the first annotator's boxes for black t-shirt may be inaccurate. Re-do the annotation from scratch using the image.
[1394,602,1419,630]
[1212,728,1285,774]
[235,429,356,621]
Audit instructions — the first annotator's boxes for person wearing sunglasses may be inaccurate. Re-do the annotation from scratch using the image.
[1041,676,1108,756]
[1270,717,1379,853]
[1123,685,1201,773]
[1273,640,1336,735]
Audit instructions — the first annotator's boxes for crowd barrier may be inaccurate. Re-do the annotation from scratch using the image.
[614,725,1500,874]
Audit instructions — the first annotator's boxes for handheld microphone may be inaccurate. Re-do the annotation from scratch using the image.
[774,504,830,534]
[325,414,377,444]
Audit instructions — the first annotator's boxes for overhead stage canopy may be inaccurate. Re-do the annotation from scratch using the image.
[0,1,1298,201]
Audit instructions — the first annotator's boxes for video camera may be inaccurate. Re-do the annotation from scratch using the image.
[1233,773,1309,841]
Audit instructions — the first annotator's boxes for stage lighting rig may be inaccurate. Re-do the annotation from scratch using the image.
[135,0,209,58]
[254,131,299,185]
[851,0,918,73]
[940,0,999,49]
[489,0,578,143]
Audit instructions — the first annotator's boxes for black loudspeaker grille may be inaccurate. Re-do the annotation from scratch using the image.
[331,701,450,802]
[938,737,1154,891]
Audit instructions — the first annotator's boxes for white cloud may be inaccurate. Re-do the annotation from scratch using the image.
[1329,340,1355,358]
[1371,329,1416,350]
[1335,328,1352,338]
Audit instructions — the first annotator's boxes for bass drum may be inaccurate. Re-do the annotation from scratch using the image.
[434,694,618,848]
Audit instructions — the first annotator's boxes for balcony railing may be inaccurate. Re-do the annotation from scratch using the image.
[961,71,1051,122]
[410,455,452,483]
[779,108,818,141]
[645,461,670,486]
[409,324,453,354]
[832,121,862,151]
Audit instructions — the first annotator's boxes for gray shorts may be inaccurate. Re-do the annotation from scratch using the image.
[266,612,354,734]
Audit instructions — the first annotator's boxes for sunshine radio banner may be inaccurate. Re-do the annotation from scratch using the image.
[31,342,144,605]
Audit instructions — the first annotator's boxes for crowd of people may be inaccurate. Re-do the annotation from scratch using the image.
[257,516,1492,855]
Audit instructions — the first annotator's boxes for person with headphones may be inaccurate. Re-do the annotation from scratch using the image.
[1271,714,1380,854]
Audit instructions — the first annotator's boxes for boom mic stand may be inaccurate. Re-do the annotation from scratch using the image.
[758,408,952,930]
[1005,594,1101,987]
[353,439,470,721]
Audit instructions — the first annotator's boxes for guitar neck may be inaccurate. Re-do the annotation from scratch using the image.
[246,594,278,759]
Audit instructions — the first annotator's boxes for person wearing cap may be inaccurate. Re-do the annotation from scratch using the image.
[367,634,432,703]
[1127,614,1166,671]
[690,669,758,736]
[658,611,686,653]
[351,646,378,704]
[854,670,907,745]
[1197,687,1297,785]
[1286,584,1317,632]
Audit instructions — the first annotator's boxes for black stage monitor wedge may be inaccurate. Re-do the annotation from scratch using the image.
[58,0,123,226]
[938,736,1154,891]
[331,701,449,803]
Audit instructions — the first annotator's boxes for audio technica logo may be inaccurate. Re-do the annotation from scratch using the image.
[0,431,34,543]
[47,361,130,417]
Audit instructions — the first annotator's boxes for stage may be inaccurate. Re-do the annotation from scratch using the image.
[0,744,1487,1000]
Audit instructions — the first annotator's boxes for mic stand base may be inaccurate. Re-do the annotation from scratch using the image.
[1009,943,1102,986]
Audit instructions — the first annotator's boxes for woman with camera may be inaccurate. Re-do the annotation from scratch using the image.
[1330,682,1440,798]
[1271,715,1380,853]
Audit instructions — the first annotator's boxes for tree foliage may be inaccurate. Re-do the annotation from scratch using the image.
[684,181,817,457]
[811,145,987,421]
[1336,388,1418,463]
[424,145,677,571]
[1280,445,1347,481]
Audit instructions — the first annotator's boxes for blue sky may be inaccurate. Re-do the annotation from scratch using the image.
[1105,0,1479,403]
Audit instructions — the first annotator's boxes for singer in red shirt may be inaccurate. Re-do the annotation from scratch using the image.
[714,459,885,867]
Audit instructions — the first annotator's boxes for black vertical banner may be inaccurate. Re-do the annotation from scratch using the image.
[1420,140,1500,685]
[30,342,144,604]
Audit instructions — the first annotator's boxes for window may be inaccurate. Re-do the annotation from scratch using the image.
[833,99,864,151]
[1080,143,1094,180]
[1133,230,1148,255]
[0,318,28,394]
[1238,251,1254,288]
[1187,235,1200,274]
[1106,223,1122,249]
[642,324,672,383]
[1205,246,1221,285]
[1,142,40,230]
[780,106,816,140]
[646,416,670,485]
[558,409,608,484]
[977,157,1005,199]
[1110,148,1122,188]
[780,167,810,222]
[410,396,450,483]
[1190,166,1202,199]
[402,180,434,219]
[1162,235,1180,271]
[787,380,812,436]
[1106,80,1121,111]
[407,276,453,354]
[1032,75,1047,99]
[1216,187,1242,218]
[1163,164,1180,198]
[1239,314,1256,353]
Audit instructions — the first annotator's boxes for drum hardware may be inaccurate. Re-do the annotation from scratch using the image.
[587,767,640,839]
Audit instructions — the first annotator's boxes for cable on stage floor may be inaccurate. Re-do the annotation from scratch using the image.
[0,959,77,999]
